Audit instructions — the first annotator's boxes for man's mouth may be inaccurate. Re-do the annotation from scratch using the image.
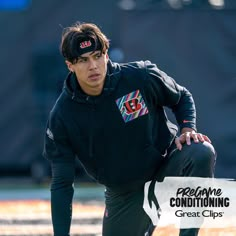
[88,73,100,80]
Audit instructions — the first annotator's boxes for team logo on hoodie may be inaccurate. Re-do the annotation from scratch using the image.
[116,90,149,123]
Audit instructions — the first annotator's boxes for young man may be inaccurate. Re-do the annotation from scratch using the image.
[43,22,216,236]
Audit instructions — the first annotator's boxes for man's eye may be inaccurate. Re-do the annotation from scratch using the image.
[78,58,87,62]
[78,58,87,63]
[95,54,102,59]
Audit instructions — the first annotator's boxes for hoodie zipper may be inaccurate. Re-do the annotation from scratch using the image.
[72,94,95,158]
[88,97,99,180]
[88,96,95,158]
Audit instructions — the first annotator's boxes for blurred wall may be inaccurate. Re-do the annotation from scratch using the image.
[118,1,236,178]
[0,0,120,178]
[0,0,235,178]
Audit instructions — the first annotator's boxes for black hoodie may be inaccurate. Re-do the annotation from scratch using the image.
[44,59,196,186]
[43,60,196,235]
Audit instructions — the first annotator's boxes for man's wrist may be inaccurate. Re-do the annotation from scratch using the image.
[181,127,195,134]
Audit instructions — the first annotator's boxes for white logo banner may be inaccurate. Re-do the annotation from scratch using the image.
[143,177,236,228]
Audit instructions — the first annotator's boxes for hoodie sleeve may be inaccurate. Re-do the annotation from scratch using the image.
[144,60,197,131]
[43,111,75,236]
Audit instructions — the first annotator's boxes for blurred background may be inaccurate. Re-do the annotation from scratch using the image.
[0,0,236,184]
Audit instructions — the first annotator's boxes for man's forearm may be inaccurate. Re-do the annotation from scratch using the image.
[51,186,74,236]
[50,162,75,236]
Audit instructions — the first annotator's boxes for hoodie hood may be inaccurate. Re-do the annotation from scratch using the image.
[63,60,121,103]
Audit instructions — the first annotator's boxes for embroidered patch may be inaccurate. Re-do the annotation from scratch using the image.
[116,90,149,123]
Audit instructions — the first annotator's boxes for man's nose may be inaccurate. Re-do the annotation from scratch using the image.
[89,59,97,70]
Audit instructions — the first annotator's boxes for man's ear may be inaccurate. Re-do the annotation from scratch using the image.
[105,52,109,62]
[65,60,74,72]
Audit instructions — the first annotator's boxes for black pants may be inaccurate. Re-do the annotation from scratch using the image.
[103,142,216,236]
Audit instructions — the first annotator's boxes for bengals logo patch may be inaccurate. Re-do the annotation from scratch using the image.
[116,90,149,123]
[80,40,92,49]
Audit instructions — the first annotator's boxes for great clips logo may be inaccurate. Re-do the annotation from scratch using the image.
[116,90,148,123]
[143,177,236,229]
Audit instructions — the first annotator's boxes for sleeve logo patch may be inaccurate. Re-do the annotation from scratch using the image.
[116,90,149,123]
[46,128,54,140]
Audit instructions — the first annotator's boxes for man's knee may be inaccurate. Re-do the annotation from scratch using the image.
[183,141,217,177]
[191,141,216,164]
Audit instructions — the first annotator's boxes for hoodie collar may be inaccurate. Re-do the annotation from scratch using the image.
[63,60,121,103]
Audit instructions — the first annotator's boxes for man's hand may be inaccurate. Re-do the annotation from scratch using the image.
[175,129,211,151]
